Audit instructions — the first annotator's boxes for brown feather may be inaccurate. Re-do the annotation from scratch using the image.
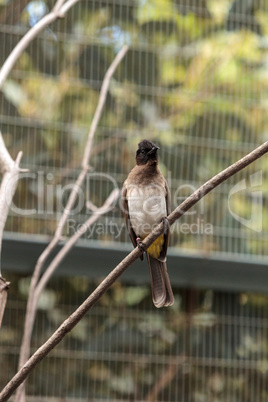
[121,183,143,260]
[147,254,174,307]
[158,179,171,262]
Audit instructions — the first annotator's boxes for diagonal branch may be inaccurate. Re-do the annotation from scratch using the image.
[1,139,268,402]
[0,132,24,327]
[0,277,10,329]
[0,0,81,87]
[0,135,23,272]
[0,0,128,399]
[0,0,123,87]
[52,0,67,13]
[15,44,128,402]
[34,188,120,301]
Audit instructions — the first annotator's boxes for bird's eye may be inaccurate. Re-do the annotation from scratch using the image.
[141,149,146,154]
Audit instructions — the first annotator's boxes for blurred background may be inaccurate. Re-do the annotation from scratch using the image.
[1,0,268,400]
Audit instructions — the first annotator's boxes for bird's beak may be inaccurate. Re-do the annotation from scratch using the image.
[147,146,160,155]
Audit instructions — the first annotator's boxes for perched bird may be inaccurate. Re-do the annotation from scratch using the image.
[122,139,174,308]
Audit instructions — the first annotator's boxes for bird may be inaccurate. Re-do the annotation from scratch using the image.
[121,139,174,308]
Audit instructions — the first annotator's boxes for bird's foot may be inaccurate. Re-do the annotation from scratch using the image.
[161,216,170,234]
[136,237,146,254]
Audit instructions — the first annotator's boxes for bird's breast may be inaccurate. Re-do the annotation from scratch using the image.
[127,184,166,238]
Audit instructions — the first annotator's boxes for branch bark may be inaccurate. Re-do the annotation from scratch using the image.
[1,139,268,402]
[0,0,84,87]
[0,276,10,328]
[0,134,24,269]
[0,132,24,327]
[145,356,187,401]
[34,188,120,301]
[15,44,128,402]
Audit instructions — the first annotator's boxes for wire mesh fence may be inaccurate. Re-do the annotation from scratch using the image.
[1,0,268,401]
[1,273,268,402]
[1,0,268,260]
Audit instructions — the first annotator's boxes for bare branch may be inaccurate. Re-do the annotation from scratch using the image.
[52,0,67,13]
[0,14,57,87]
[59,0,82,15]
[18,42,128,336]
[0,0,127,87]
[0,277,10,328]
[0,0,81,87]
[16,189,119,398]
[145,356,186,401]
[0,134,15,172]
[1,140,268,401]
[0,133,23,275]
[0,132,23,326]
[81,45,129,168]
[34,188,120,301]
[15,45,128,401]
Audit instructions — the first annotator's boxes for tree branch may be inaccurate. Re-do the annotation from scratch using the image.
[0,0,83,87]
[0,135,23,265]
[15,43,128,402]
[1,139,267,402]
[34,188,120,302]
[0,276,10,329]
[145,355,187,401]
[0,132,24,327]
[52,0,67,13]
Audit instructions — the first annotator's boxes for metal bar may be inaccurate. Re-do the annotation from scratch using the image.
[2,233,268,293]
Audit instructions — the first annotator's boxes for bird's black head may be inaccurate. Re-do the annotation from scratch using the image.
[136,139,160,166]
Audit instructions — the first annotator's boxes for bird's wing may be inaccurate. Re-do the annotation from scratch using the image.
[158,179,171,262]
[165,178,171,215]
[121,182,142,253]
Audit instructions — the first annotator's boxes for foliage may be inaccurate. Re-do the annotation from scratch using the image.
[2,1,268,400]
[1,0,268,259]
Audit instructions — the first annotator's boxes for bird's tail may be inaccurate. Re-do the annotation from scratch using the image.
[146,253,174,308]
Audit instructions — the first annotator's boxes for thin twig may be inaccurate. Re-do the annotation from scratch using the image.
[17,43,128,370]
[34,188,120,301]
[59,0,82,16]
[0,132,23,326]
[0,0,127,399]
[15,190,119,402]
[145,356,187,401]
[0,134,16,172]
[0,277,10,328]
[0,14,57,87]
[15,45,128,402]
[1,140,268,402]
[81,45,129,169]
[0,133,23,275]
[53,0,67,13]
[0,0,82,87]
